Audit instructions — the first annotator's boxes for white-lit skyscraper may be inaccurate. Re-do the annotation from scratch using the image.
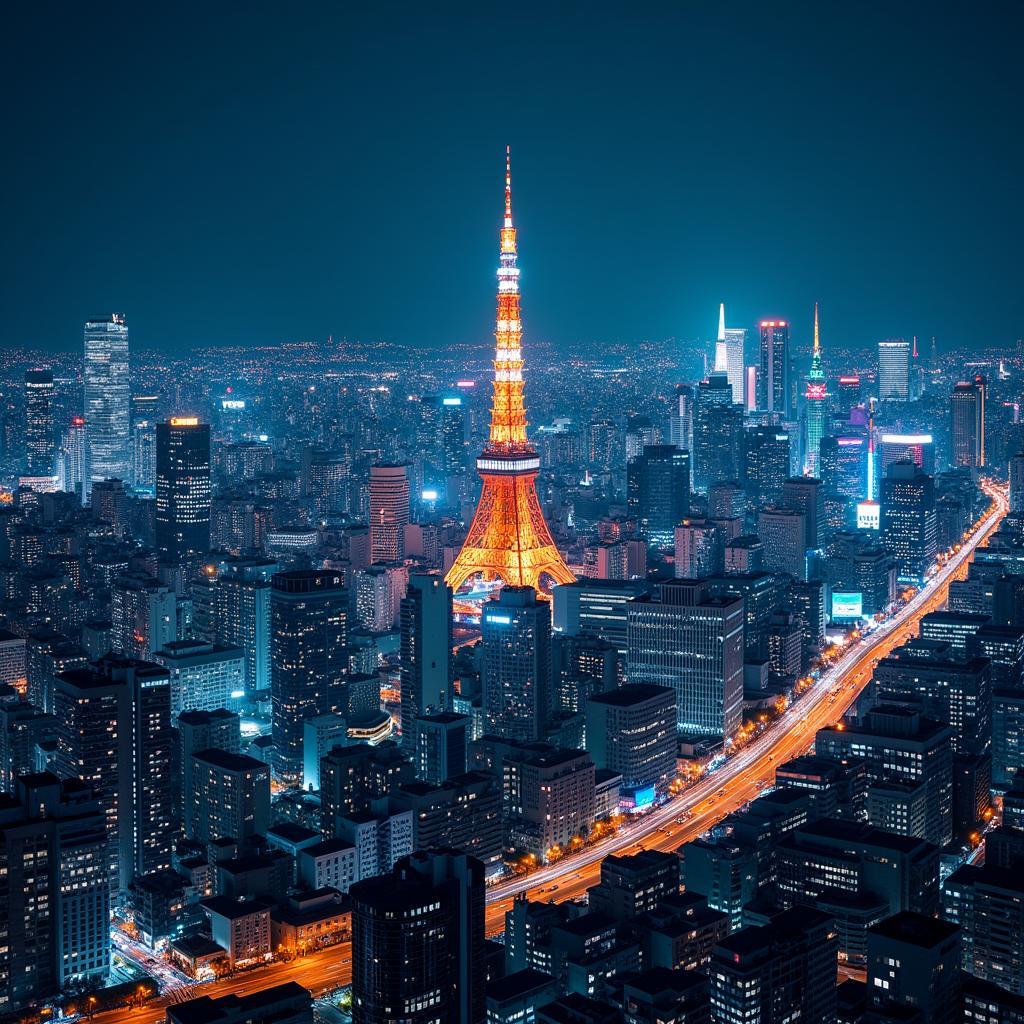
[58,415,89,502]
[84,313,131,487]
[718,304,747,406]
[24,369,55,477]
[878,339,911,402]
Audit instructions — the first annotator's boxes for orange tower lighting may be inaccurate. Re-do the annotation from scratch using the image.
[445,148,576,595]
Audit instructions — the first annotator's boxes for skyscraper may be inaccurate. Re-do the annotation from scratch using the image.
[369,463,410,563]
[350,850,485,1024]
[83,313,131,487]
[197,556,277,700]
[758,319,790,415]
[58,415,89,502]
[693,375,742,494]
[667,384,694,454]
[627,580,744,740]
[270,570,348,779]
[880,462,938,584]
[0,773,110,1006]
[111,572,177,660]
[440,395,467,474]
[480,586,552,742]
[399,574,453,739]
[1011,452,1024,514]
[626,444,691,549]
[951,375,986,468]
[717,303,746,405]
[804,304,827,476]
[878,339,911,402]
[155,418,211,567]
[445,150,575,595]
[24,369,55,477]
[743,426,790,508]
[54,655,175,893]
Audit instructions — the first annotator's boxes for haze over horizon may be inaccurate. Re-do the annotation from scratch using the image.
[2,2,1021,355]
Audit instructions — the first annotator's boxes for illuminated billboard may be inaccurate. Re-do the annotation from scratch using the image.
[832,592,864,620]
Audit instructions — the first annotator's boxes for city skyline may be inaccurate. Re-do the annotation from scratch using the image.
[2,8,1023,1023]
[2,5,1022,354]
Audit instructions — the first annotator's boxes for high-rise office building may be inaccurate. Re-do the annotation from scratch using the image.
[400,575,453,740]
[667,384,694,455]
[880,462,938,584]
[24,369,55,477]
[413,712,470,784]
[866,912,962,1024]
[709,907,838,1024]
[951,375,986,468]
[111,572,177,660]
[197,556,277,700]
[880,432,935,477]
[58,415,89,502]
[1010,452,1024,514]
[152,639,245,716]
[817,705,954,847]
[350,850,485,1024]
[693,375,742,494]
[441,395,467,474]
[0,773,110,1008]
[820,434,867,502]
[833,373,862,414]
[626,444,690,549]
[757,506,808,580]
[155,418,211,567]
[481,587,552,742]
[674,519,724,578]
[878,339,911,402]
[781,476,824,549]
[717,303,747,405]
[271,571,348,779]
[369,463,410,563]
[176,708,241,836]
[54,655,175,892]
[743,427,790,508]
[83,313,131,486]
[942,863,1024,996]
[187,748,270,846]
[627,580,744,740]
[585,683,677,801]
[758,320,790,415]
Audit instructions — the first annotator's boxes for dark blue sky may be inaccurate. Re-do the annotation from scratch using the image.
[2,3,1021,354]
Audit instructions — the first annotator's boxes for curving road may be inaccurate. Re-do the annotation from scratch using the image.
[89,482,1005,1023]
[482,479,1007,930]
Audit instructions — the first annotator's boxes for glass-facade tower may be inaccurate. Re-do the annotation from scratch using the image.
[83,313,130,487]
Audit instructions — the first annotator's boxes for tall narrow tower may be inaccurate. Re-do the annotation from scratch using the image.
[445,150,575,595]
[804,303,827,476]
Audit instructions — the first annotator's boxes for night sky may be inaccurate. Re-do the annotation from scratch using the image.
[2,3,1021,355]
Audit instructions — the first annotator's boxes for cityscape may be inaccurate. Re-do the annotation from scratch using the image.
[2,7,1024,1024]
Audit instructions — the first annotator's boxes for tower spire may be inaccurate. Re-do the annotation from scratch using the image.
[444,150,575,596]
[718,303,726,343]
[813,302,820,355]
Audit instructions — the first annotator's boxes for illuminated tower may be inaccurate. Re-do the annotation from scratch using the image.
[804,303,827,476]
[445,149,575,595]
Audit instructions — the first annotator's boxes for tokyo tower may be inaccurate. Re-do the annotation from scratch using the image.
[804,302,827,476]
[445,149,576,595]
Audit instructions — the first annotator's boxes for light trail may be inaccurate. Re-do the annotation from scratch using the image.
[85,483,1005,1022]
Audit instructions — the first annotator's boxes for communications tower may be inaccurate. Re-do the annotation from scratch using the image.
[804,303,827,476]
[445,150,575,595]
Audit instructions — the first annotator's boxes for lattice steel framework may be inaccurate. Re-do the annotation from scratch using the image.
[445,149,575,595]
